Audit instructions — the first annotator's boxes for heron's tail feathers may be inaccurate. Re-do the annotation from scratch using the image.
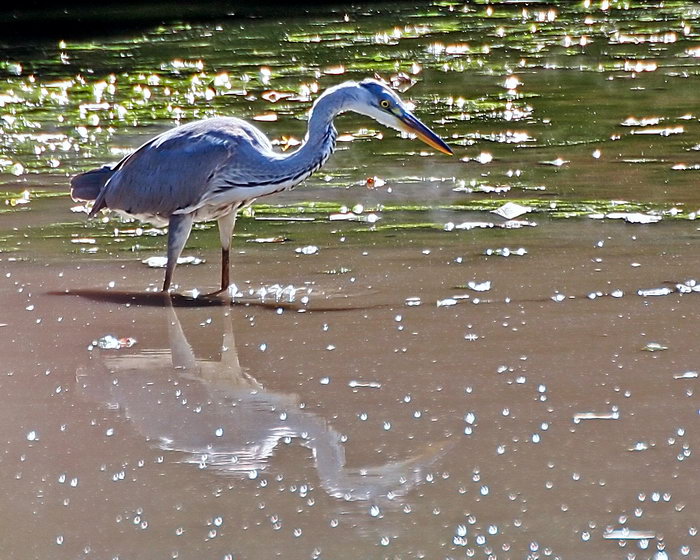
[70,165,114,203]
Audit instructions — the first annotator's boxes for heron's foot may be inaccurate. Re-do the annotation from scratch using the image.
[201,286,232,298]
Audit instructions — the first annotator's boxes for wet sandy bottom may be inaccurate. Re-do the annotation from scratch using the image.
[0,217,698,559]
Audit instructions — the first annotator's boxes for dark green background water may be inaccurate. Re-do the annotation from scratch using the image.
[2,1,699,218]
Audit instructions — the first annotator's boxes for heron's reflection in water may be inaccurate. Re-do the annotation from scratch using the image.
[78,300,448,502]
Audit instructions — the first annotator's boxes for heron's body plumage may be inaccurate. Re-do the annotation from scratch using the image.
[71,79,452,292]
[90,116,335,227]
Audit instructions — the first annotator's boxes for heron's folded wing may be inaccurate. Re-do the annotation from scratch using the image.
[100,121,262,216]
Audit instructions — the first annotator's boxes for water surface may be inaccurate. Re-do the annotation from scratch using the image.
[0,2,699,559]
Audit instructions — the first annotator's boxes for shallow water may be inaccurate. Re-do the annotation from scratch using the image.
[1,2,699,559]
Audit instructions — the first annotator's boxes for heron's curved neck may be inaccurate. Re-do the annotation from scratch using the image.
[273,89,347,180]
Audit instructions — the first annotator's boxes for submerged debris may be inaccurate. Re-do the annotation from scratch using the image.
[91,335,137,350]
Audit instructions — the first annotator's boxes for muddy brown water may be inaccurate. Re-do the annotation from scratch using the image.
[1,2,700,559]
[1,215,698,559]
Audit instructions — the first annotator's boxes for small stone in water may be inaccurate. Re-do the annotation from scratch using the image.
[467,280,491,292]
[295,245,319,255]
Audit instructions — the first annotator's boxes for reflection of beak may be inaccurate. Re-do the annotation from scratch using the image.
[397,110,453,155]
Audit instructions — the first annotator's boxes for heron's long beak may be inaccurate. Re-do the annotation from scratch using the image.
[397,110,453,156]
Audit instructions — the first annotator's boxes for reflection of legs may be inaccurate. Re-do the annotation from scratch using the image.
[164,295,197,370]
[163,213,194,292]
[217,211,237,291]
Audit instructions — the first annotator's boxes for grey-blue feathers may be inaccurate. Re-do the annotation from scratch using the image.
[70,79,452,292]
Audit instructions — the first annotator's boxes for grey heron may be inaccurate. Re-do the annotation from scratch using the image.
[71,78,453,293]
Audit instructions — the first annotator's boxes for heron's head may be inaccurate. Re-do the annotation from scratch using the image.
[351,78,453,156]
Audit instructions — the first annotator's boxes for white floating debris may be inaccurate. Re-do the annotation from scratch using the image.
[348,380,382,389]
[603,529,656,540]
[484,247,527,257]
[503,220,536,229]
[70,237,96,244]
[503,75,521,90]
[621,116,661,127]
[637,287,673,297]
[467,280,492,292]
[642,342,668,352]
[631,125,683,136]
[252,283,309,303]
[445,221,495,231]
[26,430,39,441]
[671,163,700,171]
[246,236,287,243]
[674,371,698,379]
[573,408,620,423]
[255,216,315,222]
[437,298,458,307]
[329,212,381,223]
[539,157,569,167]
[605,212,662,224]
[474,151,493,164]
[142,256,204,268]
[610,289,624,298]
[93,335,137,350]
[492,201,532,220]
[444,220,536,231]
[405,297,422,306]
[220,284,240,299]
[295,245,319,255]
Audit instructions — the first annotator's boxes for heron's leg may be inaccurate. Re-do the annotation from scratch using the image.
[163,213,194,292]
[217,211,238,291]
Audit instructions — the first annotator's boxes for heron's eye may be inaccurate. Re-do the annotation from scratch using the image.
[380,99,391,109]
